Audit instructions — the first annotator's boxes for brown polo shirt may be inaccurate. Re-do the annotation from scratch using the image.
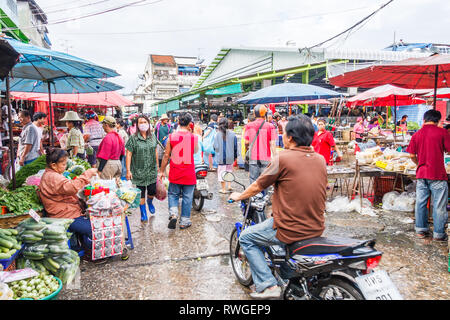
[256,146,327,244]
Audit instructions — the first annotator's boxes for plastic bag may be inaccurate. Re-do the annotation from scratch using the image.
[393,192,415,212]
[326,196,351,213]
[127,188,142,209]
[155,176,167,201]
[326,196,376,216]
[382,191,400,211]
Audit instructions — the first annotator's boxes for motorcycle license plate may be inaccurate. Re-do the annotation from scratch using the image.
[355,270,403,300]
[196,180,208,190]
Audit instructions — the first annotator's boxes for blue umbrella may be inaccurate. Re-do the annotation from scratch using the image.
[6,38,120,80]
[0,77,123,93]
[237,82,342,104]
[1,38,121,188]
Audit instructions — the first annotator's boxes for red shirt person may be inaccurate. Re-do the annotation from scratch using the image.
[159,112,199,230]
[312,119,337,165]
[406,109,450,241]
[243,105,277,185]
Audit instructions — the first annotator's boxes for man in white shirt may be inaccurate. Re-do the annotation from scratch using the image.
[33,112,47,155]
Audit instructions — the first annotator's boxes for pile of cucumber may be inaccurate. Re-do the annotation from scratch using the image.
[0,228,23,261]
[7,272,60,300]
[15,218,80,284]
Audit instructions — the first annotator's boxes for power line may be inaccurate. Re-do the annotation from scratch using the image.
[51,5,375,36]
[1,0,161,32]
[0,0,141,22]
[307,0,395,49]
[32,0,116,15]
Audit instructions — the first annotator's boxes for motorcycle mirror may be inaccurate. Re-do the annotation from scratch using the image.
[222,172,235,182]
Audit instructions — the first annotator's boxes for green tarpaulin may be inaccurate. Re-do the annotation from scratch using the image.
[157,103,167,116]
[166,100,180,111]
[205,83,242,96]
[181,93,200,102]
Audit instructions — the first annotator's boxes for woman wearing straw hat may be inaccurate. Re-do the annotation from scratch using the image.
[60,111,86,159]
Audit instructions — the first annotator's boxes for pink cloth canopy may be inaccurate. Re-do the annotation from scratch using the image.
[346,84,429,107]
[10,91,133,107]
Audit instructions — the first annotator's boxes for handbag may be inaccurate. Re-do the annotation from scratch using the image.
[245,120,265,164]
[203,127,217,155]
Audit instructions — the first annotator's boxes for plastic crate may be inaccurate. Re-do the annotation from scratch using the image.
[0,244,24,271]
[373,176,403,204]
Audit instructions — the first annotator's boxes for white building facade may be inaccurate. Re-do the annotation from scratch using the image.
[134,54,205,113]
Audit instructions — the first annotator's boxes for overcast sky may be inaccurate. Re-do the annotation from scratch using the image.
[35,0,450,94]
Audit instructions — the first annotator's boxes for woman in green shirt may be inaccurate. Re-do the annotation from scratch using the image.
[125,115,158,222]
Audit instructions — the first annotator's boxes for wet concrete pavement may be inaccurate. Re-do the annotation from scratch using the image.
[59,169,449,300]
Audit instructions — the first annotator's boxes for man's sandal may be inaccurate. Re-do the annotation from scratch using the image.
[179,222,192,230]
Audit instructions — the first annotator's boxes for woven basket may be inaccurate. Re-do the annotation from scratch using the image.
[0,212,43,229]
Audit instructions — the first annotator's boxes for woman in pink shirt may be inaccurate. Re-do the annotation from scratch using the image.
[353,117,365,142]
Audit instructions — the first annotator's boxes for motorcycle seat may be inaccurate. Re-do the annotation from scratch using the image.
[287,236,369,257]
[195,164,208,173]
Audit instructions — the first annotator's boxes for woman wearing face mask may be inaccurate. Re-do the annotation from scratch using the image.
[125,115,158,222]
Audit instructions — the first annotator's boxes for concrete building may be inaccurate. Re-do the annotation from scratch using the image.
[134,54,205,114]
[0,0,28,42]
[16,0,51,48]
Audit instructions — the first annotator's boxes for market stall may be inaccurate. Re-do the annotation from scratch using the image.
[0,151,147,299]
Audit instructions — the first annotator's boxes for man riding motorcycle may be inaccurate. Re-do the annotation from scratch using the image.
[229,114,327,299]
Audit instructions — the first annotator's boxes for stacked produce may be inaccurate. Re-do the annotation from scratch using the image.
[6,272,60,300]
[15,218,80,284]
[356,146,417,173]
[7,155,46,189]
[63,157,91,180]
[0,228,22,261]
[0,186,43,216]
[7,156,91,190]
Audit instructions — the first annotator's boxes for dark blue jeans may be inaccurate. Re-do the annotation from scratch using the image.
[68,216,92,249]
[168,183,195,225]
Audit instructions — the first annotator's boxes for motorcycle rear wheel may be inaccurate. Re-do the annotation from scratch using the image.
[192,194,204,211]
[229,228,253,287]
[311,277,364,300]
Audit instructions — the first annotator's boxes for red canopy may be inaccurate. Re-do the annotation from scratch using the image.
[329,54,450,89]
[10,91,134,107]
[346,84,429,107]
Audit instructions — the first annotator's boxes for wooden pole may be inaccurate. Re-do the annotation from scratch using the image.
[433,65,438,110]
[5,75,16,189]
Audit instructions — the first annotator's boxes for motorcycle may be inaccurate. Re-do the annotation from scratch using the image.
[192,164,213,211]
[224,172,402,300]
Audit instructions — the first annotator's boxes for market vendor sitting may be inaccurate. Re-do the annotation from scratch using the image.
[38,147,98,249]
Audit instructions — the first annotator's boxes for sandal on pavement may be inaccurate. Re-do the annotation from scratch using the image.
[416,231,430,239]
[179,222,192,230]
[168,216,177,229]
[219,189,228,194]
[433,234,448,242]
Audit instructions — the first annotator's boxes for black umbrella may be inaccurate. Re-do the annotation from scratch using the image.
[0,37,20,188]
